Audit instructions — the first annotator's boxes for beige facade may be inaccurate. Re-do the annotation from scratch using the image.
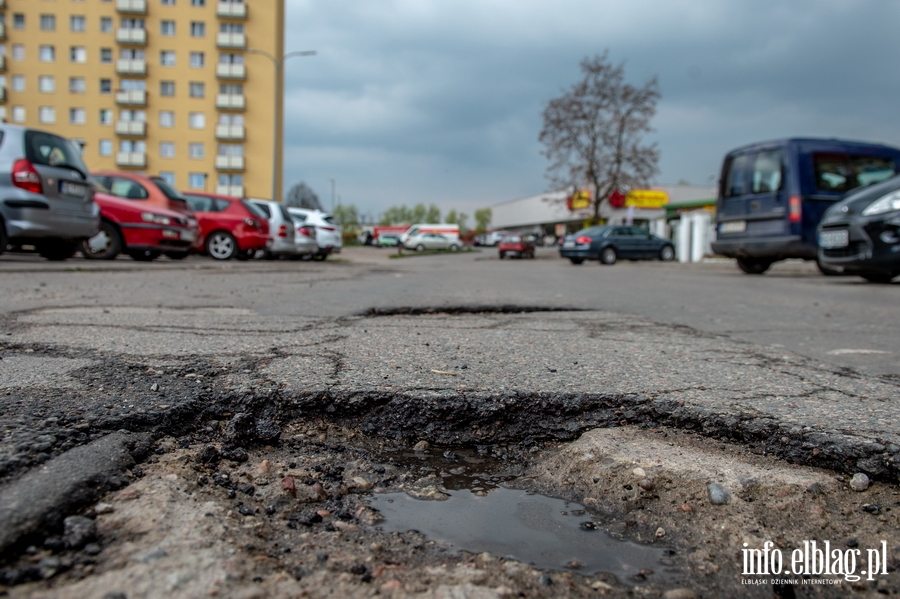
[1,0,285,200]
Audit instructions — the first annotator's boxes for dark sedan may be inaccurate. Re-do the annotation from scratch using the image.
[818,175,900,283]
[559,225,675,265]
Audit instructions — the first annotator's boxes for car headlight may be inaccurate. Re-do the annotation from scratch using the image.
[142,212,172,225]
[862,190,900,216]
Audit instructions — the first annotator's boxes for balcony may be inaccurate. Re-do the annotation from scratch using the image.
[116,59,147,75]
[216,63,246,80]
[215,124,245,140]
[216,32,246,49]
[216,2,247,18]
[115,152,147,168]
[116,0,147,14]
[215,155,244,171]
[0,55,6,72]
[215,93,245,110]
[216,185,244,197]
[115,90,147,106]
[116,28,147,45]
[115,121,147,136]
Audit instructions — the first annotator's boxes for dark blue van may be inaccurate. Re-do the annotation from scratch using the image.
[711,138,900,274]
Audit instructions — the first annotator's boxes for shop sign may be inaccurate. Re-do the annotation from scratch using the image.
[625,190,669,209]
[567,189,592,211]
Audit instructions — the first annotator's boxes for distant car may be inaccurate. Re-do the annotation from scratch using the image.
[559,225,675,265]
[817,174,900,283]
[182,192,270,260]
[248,200,297,258]
[404,232,461,252]
[0,125,99,260]
[483,231,510,246]
[376,234,400,247]
[287,207,342,260]
[82,190,199,261]
[498,235,535,259]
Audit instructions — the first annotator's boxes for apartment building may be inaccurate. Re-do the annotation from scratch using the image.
[1,0,285,200]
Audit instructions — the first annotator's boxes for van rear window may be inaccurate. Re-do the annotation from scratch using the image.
[813,154,896,193]
[723,154,751,197]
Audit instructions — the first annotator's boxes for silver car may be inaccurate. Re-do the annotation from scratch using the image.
[0,125,99,260]
[285,207,320,259]
[247,199,297,258]
[286,207,343,260]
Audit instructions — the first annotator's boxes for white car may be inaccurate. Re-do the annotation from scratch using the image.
[403,233,461,252]
[287,207,342,261]
[247,199,297,258]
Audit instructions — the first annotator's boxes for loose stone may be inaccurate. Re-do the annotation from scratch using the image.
[707,483,730,505]
[849,473,870,492]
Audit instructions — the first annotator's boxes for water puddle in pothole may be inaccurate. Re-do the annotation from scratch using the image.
[368,447,675,584]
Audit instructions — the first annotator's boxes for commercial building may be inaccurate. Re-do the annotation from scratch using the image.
[2,0,285,199]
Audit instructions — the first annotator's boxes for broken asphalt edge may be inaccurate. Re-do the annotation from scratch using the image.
[0,431,151,557]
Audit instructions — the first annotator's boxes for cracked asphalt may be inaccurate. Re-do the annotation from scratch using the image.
[0,246,898,598]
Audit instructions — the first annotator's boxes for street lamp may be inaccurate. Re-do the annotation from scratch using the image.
[329,177,335,213]
[247,48,316,203]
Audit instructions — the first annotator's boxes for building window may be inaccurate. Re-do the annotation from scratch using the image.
[159,172,176,186]
[189,143,205,159]
[72,141,87,157]
[12,107,26,123]
[69,77,86,94]
[40,15,56,31]
[160,51,176,66]
[69,108,87,125]
[218,174,244,187]
[12,14,25,30]
[191,0,206,5]
[121,18,146,30]
[121,79,146,91]
[189,173,207,190]
[70,16,86,32]
[120,48,145,60]
[100,79,112,94]
[11,76,25,93]
[120,109,146,122]
[161,0,176,5]
[190,22,205,37]
[12,45,25,61]
[159,111,175,127]
[99,140,113,156]
[39,107,56,124]
[70,47,88,63]
[218,113,244,126]
[218,144,243,157]
[160,81,175,96]
[189,82,205,98]
[120,140,147,154]
[220,23,244,34]
[100,48,113,63]
[219,83,243,95]
[40,46,56,62]
[100,17,113,33]
[99,109,113,125]
[188,113,205,129]
[160,142,176,158]
[161,20,176,36]
[190,52,205,68]
[219,53,244,65]
[39,76,56,93]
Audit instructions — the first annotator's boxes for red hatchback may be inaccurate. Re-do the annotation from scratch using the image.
[498,234,536,259]
[182,192,271,260]
[81,192,199,261]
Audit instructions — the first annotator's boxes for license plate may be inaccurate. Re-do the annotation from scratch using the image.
[819,229,849,249]
[59,181,88,198]
[563,241,575,248]
[719,220,746,234]
[180,230,196,242]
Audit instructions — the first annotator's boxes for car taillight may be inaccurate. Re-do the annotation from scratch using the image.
[789,196,802,223]
[278,224,289,237]
[12,159,43,194]
[300,226,315,237]
[576,235,592,244]
[320,226,335,232]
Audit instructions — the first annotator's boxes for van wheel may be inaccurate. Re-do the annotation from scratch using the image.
[736,257,772,274]
[815,259,842,276]
[599,247,617,265]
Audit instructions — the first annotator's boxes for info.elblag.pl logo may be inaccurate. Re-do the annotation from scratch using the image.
[742,540,889,584]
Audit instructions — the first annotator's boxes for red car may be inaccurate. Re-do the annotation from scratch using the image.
[92,171,194,217]
[182,192,271,260]
[81,191,199,261]
[498,234,536,259]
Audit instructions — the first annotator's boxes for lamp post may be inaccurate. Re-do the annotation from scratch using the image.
[247,48,316,203]
[329,177,335,213]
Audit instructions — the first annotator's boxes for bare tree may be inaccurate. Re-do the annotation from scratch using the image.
[539,52,660,221]
[284,182,323,210]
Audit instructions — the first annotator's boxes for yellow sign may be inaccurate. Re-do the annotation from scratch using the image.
[625,190,669,209]
[567,190,592,211]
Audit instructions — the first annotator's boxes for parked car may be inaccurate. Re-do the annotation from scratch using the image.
[817,174,900,283]
[498,235,535,259]
[375,234,400,247]
[482,230,511,246]
[287,207,342,260]
[182,192,270,260]
[559,225,675,265]
[711,138,900,275]
[404,232,461,252]
[247,199,297,258]
[82,190,199,261]
[0,125,99,260]
[283,208,318,259]
[91,172,193,217]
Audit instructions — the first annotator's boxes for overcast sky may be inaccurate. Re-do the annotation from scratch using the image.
[279,0,900,221]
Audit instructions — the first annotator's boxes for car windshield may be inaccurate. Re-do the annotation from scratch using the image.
[150,177,188,202]
[279,205,294,223]
[242,201,267,219]
[575,226,608,237]
[505,236,521,242]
